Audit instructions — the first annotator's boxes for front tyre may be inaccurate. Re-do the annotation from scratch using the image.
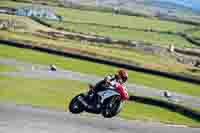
[102,96,122,118]
[69,94,85,114]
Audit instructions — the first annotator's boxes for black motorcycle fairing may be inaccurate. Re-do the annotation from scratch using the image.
[83,91,102,114]
[69,89,123,118]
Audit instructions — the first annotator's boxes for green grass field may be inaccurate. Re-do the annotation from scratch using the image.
[0,64,17,72]
[0,75,199,126]
[0,0,198,49]
[186,29,200,39]
[121,101,199,126]
[0,76,87,109]
[0,44,200,98]
[1,0,193,31]
[47,20,195,48]
[54,7,193,32]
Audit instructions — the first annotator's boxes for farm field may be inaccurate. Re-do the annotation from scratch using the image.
[0,12,200,78]
[1,0,199,48]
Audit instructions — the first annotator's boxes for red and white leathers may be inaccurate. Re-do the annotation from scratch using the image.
[93,74,129,101]
[114,82,129,101]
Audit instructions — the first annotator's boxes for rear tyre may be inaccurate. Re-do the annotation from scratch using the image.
[69,94,85,114]
[102,95,122,118]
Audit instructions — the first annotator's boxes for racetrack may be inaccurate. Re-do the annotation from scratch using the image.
[1,57,200,132]
[0,102,200,133]
[1,57,200,108]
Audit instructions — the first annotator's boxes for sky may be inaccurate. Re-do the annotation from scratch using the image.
[158,0,200,11]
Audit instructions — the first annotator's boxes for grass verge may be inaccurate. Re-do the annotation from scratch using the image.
[0,75,199,127]
[0,64,17,72]
[121,101,200,127]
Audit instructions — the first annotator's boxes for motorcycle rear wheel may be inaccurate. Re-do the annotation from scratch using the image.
[69,94,85,114]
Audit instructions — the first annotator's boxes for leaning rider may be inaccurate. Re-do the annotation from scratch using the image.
[87,69,128,111]
[92,69,128,94]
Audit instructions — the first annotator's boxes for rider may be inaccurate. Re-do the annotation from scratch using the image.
[87,69,128,111]
[91,69,128,94]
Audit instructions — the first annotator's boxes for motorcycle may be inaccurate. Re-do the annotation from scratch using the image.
[69,83,129,118]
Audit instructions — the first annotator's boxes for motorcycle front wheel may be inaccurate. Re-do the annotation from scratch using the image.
[102,95,122,118]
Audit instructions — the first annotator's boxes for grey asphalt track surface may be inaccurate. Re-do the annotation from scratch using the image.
[1,57,200,108]
[0,102,200,133]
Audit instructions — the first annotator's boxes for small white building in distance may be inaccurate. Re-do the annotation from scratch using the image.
[16,6,62,21]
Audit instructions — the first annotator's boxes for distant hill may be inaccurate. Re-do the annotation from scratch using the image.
[60,0,199,14]
[58,0,200,22]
